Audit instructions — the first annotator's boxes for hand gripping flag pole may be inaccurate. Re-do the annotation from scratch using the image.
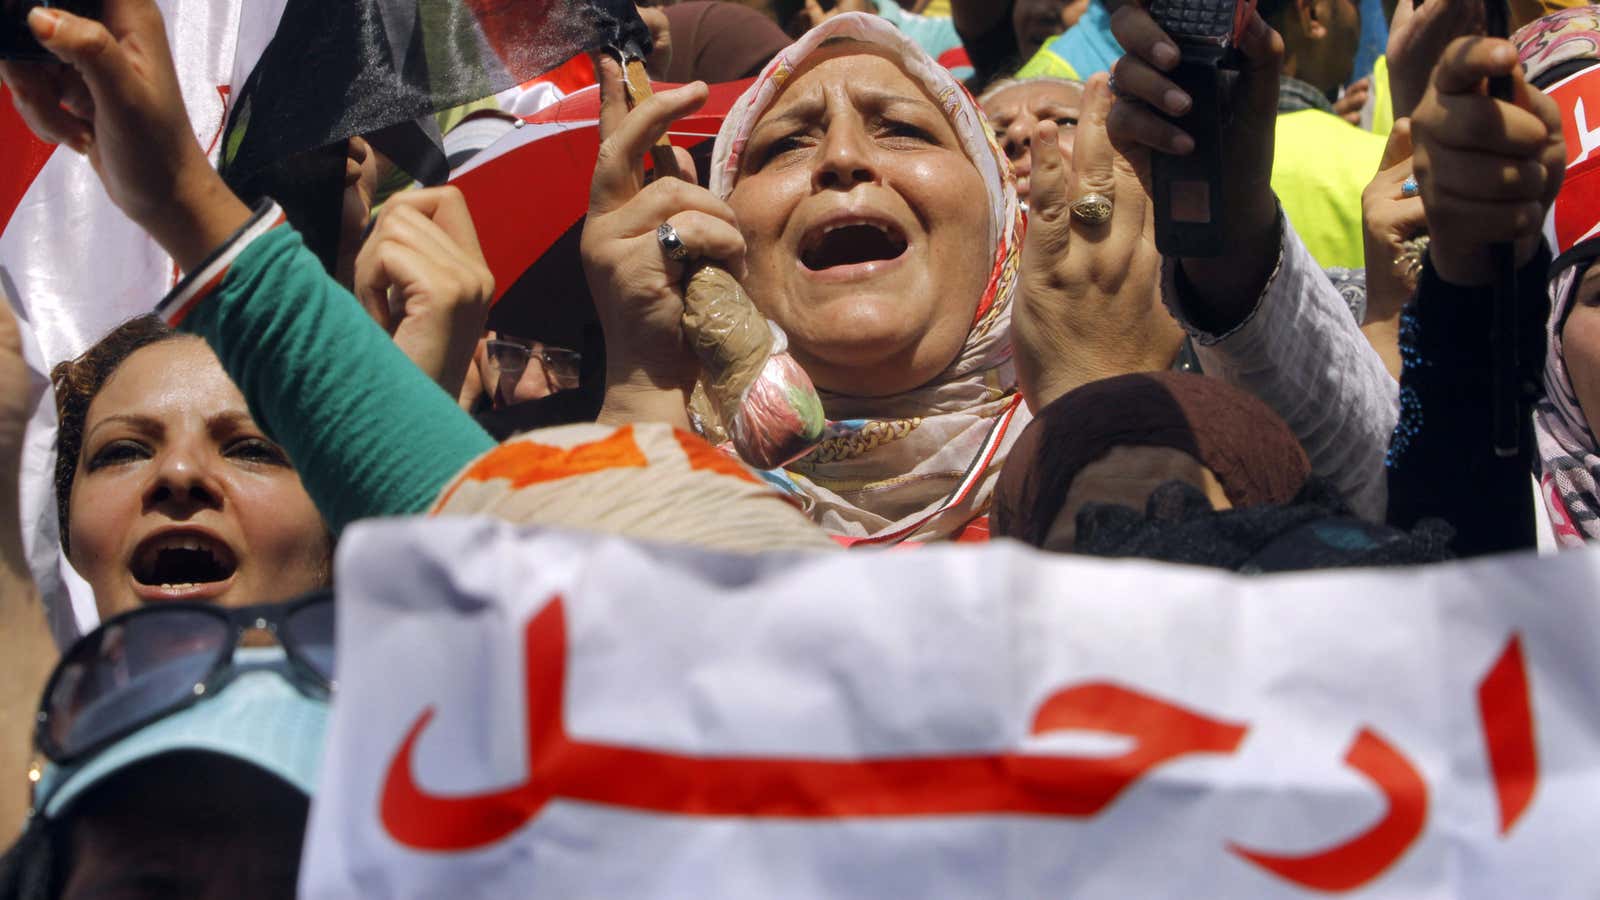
[617,51,826,471]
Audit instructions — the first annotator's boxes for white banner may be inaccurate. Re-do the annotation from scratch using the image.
[304,518,1600,898]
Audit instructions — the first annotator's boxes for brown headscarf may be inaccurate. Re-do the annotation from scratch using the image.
[993,372,1311,547]
[662,2,794,83]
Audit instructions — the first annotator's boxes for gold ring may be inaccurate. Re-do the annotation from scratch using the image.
[1069,192,1113,226]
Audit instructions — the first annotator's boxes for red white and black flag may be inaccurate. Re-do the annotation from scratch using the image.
[221,0,652,265]
[0,0,653,642]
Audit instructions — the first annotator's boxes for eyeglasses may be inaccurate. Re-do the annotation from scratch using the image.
[34,594,335,765]
[486,339,582,391]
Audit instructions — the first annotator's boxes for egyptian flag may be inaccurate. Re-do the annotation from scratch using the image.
[0,0,653,642]
[1,0,255,645]
[219,0,653,267]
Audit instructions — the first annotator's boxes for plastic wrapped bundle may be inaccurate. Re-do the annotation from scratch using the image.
[617,59,824,470]
[683,266,825,470]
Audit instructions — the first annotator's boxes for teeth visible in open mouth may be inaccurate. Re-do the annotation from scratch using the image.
[801,218,909,271]
[131,533,237,588]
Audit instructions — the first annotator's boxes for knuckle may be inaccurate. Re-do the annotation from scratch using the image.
[594,139,625,173]
[1076,172,1116,197]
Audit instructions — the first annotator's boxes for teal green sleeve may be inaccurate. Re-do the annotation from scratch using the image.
[179,226,497,534]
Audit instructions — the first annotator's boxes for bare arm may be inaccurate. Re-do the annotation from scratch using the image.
[0,299,56,846]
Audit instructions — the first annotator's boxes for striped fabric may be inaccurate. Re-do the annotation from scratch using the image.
[156,202,288,328]
[431,423,839,554]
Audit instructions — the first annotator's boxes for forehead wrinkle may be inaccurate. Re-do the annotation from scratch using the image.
[753,87,944,140]
[83,412,163,446]
[751,45,949,138]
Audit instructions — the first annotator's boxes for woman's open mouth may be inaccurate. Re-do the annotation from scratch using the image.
[799,218,909,281]
[128,530,239,600]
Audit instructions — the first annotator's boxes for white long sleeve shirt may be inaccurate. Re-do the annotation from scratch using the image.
[1162,218,1399,520]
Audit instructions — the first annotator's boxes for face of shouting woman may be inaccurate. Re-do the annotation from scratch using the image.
[67,338,329,620]
[727,45,994,398]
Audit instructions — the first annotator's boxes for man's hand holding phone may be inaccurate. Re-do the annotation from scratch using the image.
[0,0,250,272]
[1106,0,1284,334]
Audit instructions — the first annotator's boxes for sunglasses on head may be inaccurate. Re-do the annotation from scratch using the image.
[34,593,335,766]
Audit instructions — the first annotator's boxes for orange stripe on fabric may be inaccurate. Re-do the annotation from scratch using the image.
[435,426,649,510]
[672,429,760,484]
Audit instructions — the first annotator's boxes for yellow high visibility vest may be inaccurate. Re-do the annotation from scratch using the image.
[1015,47,1081,81]
[1369,55,1394,138]
[1271,108,1388,270]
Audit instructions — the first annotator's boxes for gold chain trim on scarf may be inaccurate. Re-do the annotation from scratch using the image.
[968,236,1019,345]
[806,418,923,465]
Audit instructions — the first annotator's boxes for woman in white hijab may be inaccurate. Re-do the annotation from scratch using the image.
[583,13,1178,544]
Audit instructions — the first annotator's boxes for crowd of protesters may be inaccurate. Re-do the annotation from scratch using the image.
[0,0,1594,893]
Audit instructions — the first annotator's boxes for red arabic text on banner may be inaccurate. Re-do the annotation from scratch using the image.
[303,520,1594,899]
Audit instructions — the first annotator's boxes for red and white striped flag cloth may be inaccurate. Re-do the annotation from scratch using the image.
[451,78,749,306]
[0,0,270,644]
[2,0,656,642]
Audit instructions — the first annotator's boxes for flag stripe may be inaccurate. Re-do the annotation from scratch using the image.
[0,86,58,236]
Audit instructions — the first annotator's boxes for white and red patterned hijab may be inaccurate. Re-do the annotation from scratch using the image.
[707,13,1028,543]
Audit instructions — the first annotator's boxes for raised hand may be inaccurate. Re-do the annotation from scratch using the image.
[1013,74,1182,411]
[1386,0,1484,121]
[1106,3,1283,332]
[0,289,38,592]
[1334,76,1371,126]
[0,293,29,473]
[1361,119,1425,379]
[1410,36,1564,286]
[353,186,495,396]
[582,55,736,427]
[635,4,674,80]
[0,0,249,271]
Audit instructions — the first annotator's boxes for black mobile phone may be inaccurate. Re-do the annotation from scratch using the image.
[1147,0,1256,257]
[0,0,102,61]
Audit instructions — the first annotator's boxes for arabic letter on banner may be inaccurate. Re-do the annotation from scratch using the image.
[304,519,1600,899]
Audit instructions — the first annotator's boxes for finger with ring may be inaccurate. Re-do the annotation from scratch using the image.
[657,221,691,263]
[1401,175,1419,198]
[1069,192,1114,225]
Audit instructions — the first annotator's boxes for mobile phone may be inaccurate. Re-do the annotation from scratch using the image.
[0,0,102,61]
[1147,0,1256,257]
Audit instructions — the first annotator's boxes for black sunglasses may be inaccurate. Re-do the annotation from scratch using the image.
[34,592,335,766]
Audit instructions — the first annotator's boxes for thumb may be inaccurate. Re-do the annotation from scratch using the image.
[1433,37,1516,96]
[28,8,135,101]
[1237,12,1286,118]
[1379,117,1413,171]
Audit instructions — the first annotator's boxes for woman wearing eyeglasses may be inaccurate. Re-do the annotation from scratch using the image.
[461,333,585,412]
